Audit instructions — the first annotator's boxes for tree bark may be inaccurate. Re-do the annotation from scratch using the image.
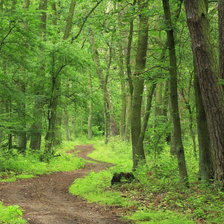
[45,53,61,153]
[54,0,76,145]
[30,0,48,150]
[52,1,63,147]
[64,0,76,40]
[88,73,93,139]
[194,67,214,181]
[64,108,71,141]
[219,0,224,80]
[185,0,224,182]
[137,83,156,155]
[126,0,136,96]
[162,0,188,185]
[39,0,47,38]
[180,87,197,158]
[117,4,127,141]
[124,1,136,141]
[120,67,127,141]
[15,0,30,152]
[17,82,27,152]
[45,0,76,151]
[131,0,149,170]
[6,98,13,150]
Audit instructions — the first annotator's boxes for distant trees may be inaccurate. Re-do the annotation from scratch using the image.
[0,0,103,154]
[0,0,224,185]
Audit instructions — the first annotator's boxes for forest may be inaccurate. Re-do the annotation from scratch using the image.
[0,0,224,223]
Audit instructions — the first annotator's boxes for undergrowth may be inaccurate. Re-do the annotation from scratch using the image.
[69,137,224,224]
[69,170,135,206]
[126,209,194,224]
[0,142,85,182]
[0,202,26,224]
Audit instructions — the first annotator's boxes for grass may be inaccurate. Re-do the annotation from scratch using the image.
[0,202,26,224]
[69,170,135,206]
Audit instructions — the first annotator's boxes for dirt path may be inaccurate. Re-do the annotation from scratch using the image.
[0,145,132,224]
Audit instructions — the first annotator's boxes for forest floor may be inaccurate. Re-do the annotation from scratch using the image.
[0,144,132,224]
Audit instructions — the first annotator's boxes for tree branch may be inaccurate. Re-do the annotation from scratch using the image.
[0,24,16,51]
[71,0,104,43]
[133,65,169,76]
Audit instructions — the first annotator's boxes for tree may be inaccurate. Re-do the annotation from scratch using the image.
[131,0,149,169]
[185,0,224,182]
[219,0,224,80]
[194,68,214,181]
[30,0,48,150]
[162,0,188,185]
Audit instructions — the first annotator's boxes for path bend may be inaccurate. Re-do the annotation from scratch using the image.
[0,144,132,224]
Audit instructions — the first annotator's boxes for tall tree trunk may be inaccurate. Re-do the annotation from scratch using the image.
[30,0,48,150]
[54,0,76,145]
[120,74,126,140]
[123,0,137,141]
[162,0,188,185]
[124,95,131,141]
[180,87,197,158]
[56,0,76,144]
[103,46,113,141]
[194,66,214,181]
[6,98,12,150]
[117,5,127,141]
[106,46,119,137]
[137,83,156,156]
[64,108,71,141]
[52,1,63,146]
[17,82,27,152]
[131,0,148,170]
[124,0,136,141]
[88,73,93,139]
[88,101,93,139]
[39,0,47,38]
[45,52,61,153]
[63,0,76,40]
[15,0,30,152]
[185,0,224,182]
[219,0,224,80]
[48,1,63,148]
[126,0,136,96]
[154,83,164,117]
[45,0,76,151]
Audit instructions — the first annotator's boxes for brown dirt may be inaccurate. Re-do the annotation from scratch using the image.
[0,145,133,224]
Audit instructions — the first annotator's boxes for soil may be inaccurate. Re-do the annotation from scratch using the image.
[0,145,133,224]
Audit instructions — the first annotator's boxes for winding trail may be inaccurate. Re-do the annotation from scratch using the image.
[0,145,132,224]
